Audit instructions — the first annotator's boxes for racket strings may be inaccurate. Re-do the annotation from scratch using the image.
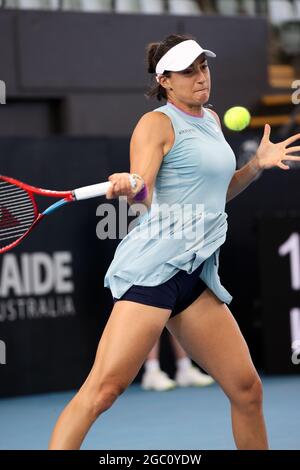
[0,181,36,248]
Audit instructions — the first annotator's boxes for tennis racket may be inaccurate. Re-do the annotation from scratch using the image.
[0,174,134,254]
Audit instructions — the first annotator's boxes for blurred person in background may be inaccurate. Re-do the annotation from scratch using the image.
[141,333,214,391]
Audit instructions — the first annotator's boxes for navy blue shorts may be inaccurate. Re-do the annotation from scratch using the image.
[113,263,207,317]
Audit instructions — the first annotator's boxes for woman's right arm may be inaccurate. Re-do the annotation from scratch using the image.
[106,111,173,210]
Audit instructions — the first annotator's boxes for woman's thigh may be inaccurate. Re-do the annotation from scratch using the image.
[84,300,172,391]
[166,288,260,399]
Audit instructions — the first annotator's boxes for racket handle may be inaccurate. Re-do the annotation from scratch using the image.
[73,181,112,200]
[73,176,138,201]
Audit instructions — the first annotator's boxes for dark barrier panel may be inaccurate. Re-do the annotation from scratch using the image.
[221,127,300,372]
[257,216,300,374]
[0,137,127,397]
[1,132,300,397]
[17,12,179,90]
[0,14,16,94]
[0,10,268,137]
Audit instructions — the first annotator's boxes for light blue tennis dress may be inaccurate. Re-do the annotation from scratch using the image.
[104,101,236,304]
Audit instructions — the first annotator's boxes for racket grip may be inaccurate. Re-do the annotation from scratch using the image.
[73,182,112,200]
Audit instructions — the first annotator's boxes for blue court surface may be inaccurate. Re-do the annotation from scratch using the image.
[0,376,299,450]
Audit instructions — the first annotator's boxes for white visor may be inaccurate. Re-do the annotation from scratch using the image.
[155,39,216,75]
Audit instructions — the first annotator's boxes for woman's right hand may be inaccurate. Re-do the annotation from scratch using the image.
[106,172,143,200]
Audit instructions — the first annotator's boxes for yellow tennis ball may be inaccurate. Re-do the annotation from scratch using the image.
[223,106,251,131]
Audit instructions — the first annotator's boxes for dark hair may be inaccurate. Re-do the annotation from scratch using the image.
[145,33,196,101]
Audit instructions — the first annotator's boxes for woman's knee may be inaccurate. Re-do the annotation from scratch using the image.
[229,372,263,410]
[79,381,125,421]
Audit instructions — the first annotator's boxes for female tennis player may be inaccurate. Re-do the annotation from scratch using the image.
[49,34,300,450]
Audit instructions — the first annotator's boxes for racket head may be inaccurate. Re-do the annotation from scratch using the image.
[0,174,110,253]
[0,175,74,254]
[0,175,40,254]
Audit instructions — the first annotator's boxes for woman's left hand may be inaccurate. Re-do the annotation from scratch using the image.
[252,124,300,171]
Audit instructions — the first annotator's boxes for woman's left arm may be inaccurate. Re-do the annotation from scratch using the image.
[226,124,300,203]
